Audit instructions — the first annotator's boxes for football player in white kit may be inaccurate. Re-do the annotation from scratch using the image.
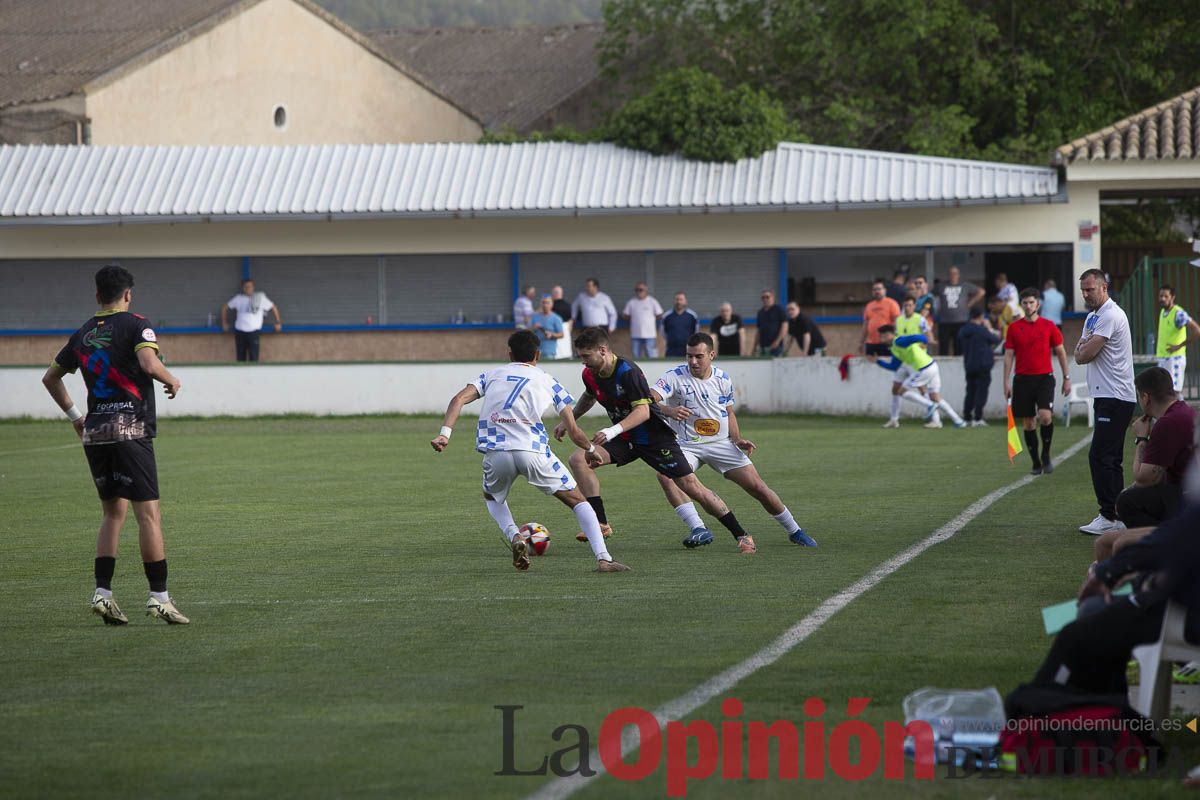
[650,332,817,553]
[431,330,630,573]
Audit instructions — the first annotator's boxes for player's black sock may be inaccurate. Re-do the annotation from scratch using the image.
[1024,430,1040,467]
[718,512,747,540]
[586,496,608,525]
[95,556,116,590]
[1040,422,1054,462]
[143,559,168,593]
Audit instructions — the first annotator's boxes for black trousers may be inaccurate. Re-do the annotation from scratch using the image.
[963,370,991,422]
[1089,398,1136,521]
[1033,596,1164,695]
[235,330,261,362]
[1117,483,1183,529]
[939,322,965,355]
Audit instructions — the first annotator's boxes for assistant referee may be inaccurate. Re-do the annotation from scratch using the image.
[1004,287,1071,475]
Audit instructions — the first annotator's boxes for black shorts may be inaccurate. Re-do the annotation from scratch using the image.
[864,342,892,357]
[1012,374,1055,418]
[602,438,693,479]
[84,439,159,502]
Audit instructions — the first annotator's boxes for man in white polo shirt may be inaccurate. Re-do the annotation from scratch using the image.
[1075,269,1136,535]
[221,278,282,362]
[622,282,664,359]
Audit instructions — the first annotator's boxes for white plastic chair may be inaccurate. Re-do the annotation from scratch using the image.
[1061,382,1094,427]
[1132,601,1200,721]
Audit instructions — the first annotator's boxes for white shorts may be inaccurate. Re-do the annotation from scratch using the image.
[1158,355,1186,392]
[901,362,942,394]
[679,439,753,475]
[482,449,575,503]
[892,364,915,385]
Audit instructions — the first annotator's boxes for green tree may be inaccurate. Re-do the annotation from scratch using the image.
[600,67,798,161]
[600,0,1200,164]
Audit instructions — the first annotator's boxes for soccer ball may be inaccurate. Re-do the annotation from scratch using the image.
[519,522,551,556]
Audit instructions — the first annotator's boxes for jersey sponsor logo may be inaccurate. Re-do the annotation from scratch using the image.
[654,378,670,392]
[693,418,721,436]
[82,325,113,350]
[141,328,157,342]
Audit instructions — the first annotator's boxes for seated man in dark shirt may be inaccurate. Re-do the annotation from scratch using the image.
[785,302,826,356]
[1117,367,1195,528]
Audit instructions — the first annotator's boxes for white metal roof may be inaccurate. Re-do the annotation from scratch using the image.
[0,141,1061,225]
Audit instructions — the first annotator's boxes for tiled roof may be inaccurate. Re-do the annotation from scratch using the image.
[1056,86,1200,164]
[368,23,605,132]
[0,0,471,119]
[0,0,253,108]
[0,141,1061,225]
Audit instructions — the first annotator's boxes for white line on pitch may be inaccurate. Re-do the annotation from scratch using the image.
[527,433,1094,800]
[0,442,79,457]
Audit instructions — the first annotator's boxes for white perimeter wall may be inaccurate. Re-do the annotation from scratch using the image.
[0,358,1090,420]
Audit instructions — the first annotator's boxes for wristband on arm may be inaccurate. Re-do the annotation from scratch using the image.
[66,405,83,422]
[439,426,452,439]
[600,424,623,441]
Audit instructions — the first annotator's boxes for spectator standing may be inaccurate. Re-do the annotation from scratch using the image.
[661,292,700,358]
[1003,288,1071,475]
[958,306,1000,425]
[912,275,936,321]
[1076,268,1136,535]
[529,295,565,361]
[1040,279,1066,328]
[550,285,573,359]
[885,269,910,306]
[935,266,984,356]
[785,301,826,356]
[221,278,282,362]
[756,290,788,356]
[1115,366,1196,528]
[513,285,537,329]
[572,278,618,332]
[1156,284,1200,392]
[994,272,1019,315]
[987,295,1015,348]
[710,303,743,357]
[622,282,664,359]
[860,279,901,357]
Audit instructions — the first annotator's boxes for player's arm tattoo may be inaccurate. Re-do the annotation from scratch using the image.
[573,391,596,417]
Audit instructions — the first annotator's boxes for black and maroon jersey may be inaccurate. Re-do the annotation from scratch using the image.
[54,310,161,444]
[581,357,676,446]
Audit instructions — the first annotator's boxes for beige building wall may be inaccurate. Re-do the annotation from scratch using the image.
[84,0,481,146]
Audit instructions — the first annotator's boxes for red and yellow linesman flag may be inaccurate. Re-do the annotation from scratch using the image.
[1007,400,1023,463]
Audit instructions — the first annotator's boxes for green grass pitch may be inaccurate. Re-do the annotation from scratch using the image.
[1,415,1195,798]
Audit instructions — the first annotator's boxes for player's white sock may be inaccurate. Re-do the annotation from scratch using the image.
[674,502,705,531]
[485,499,521,542]
[902,390,933,410]
[573,503,612,561]
[772,507,799,533]
[889,395,901,419]
[937,399,964,425]
[150,590,170,603]
[94,588,112,599]
[930,408,942,424]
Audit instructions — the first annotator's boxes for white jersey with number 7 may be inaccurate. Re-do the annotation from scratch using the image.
[471,363,575,454]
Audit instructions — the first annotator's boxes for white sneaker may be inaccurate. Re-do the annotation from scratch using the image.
[882,418,900,428]
[1079,515,1127,535]
[924,420,943,429]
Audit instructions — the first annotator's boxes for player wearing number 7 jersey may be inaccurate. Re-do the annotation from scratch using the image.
[650,332,817,553]
[430,330,629,573]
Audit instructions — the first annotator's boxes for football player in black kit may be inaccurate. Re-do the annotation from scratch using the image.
[42,264,189,625]
[554,326,755,551]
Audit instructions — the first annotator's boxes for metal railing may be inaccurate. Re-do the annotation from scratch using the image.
[1121,256,1200,400]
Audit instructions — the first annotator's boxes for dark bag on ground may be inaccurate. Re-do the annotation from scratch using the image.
[999,683,1164,776]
